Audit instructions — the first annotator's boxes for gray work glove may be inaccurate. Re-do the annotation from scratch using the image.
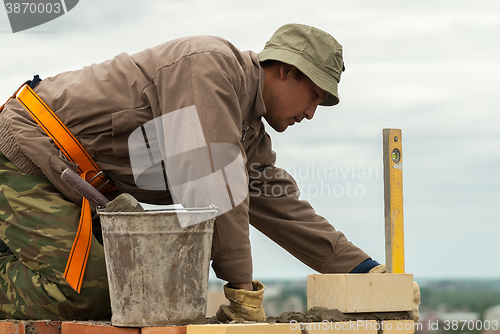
[368,264,420,323]
[216,280,266,322]
[369,264,386,273]
[412,281,421,323]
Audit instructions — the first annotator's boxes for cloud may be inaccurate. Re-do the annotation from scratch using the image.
[1,0,499,279]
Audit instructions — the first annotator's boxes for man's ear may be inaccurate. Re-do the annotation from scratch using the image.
[279,63,296,80]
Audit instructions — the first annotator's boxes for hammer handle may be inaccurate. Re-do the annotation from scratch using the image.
[61,168,109,208]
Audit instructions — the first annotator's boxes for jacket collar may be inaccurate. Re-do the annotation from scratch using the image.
[241,51,267,128]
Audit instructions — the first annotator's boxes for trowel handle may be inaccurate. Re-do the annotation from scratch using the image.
[61,168,109,208]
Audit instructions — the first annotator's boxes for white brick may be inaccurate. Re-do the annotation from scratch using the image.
[307,274,413,313]
[186,321,379,334]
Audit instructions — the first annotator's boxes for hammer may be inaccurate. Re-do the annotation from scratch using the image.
[61,168,144,212]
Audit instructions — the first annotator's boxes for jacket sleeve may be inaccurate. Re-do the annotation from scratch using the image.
[150,40,253,283]
[246,130,371,274]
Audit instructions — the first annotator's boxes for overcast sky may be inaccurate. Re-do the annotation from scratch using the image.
[1,0,499,282]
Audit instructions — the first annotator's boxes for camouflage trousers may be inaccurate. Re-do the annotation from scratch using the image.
[0,151,110,320]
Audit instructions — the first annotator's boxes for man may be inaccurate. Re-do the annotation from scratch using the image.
[0,24,387,321]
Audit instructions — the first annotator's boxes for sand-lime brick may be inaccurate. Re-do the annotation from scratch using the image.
[307,273,414,313]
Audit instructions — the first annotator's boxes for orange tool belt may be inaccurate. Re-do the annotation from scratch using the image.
[1,79,116,293]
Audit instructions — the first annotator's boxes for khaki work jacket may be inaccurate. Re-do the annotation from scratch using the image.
[0,36,369,283]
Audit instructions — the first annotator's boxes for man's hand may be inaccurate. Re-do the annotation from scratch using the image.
[411,281,421,323]
[216,280,266,322]
[368,264,420,323]
[368,264,386,273]
[229,282,254,290]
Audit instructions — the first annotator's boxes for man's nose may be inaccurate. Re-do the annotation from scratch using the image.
[304,104,318,120]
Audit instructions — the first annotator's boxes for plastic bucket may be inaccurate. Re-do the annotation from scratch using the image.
[98,207,217,327]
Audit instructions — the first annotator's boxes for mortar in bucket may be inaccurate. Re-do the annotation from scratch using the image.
[98,206,217,327]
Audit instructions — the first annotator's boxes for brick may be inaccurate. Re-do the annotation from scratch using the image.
[307,273,414,313]
[187,323,290,334]
[186,321,379,333]
[61,322,140,334]
[292,320,378,333]
[142,326,187,334]
[0,321,25,334]
[30,321,62,334]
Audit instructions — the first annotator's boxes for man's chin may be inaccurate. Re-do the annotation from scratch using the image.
[264,118,288,133]
[274,125,288,133]
[268,123,288,132]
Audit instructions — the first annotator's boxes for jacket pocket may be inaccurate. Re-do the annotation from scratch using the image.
[111,106,153,158]
[50,148,79,172]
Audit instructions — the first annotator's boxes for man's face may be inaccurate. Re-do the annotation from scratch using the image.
[262,66,329,133]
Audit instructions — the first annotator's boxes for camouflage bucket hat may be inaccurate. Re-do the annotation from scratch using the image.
[258,23,345,106]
